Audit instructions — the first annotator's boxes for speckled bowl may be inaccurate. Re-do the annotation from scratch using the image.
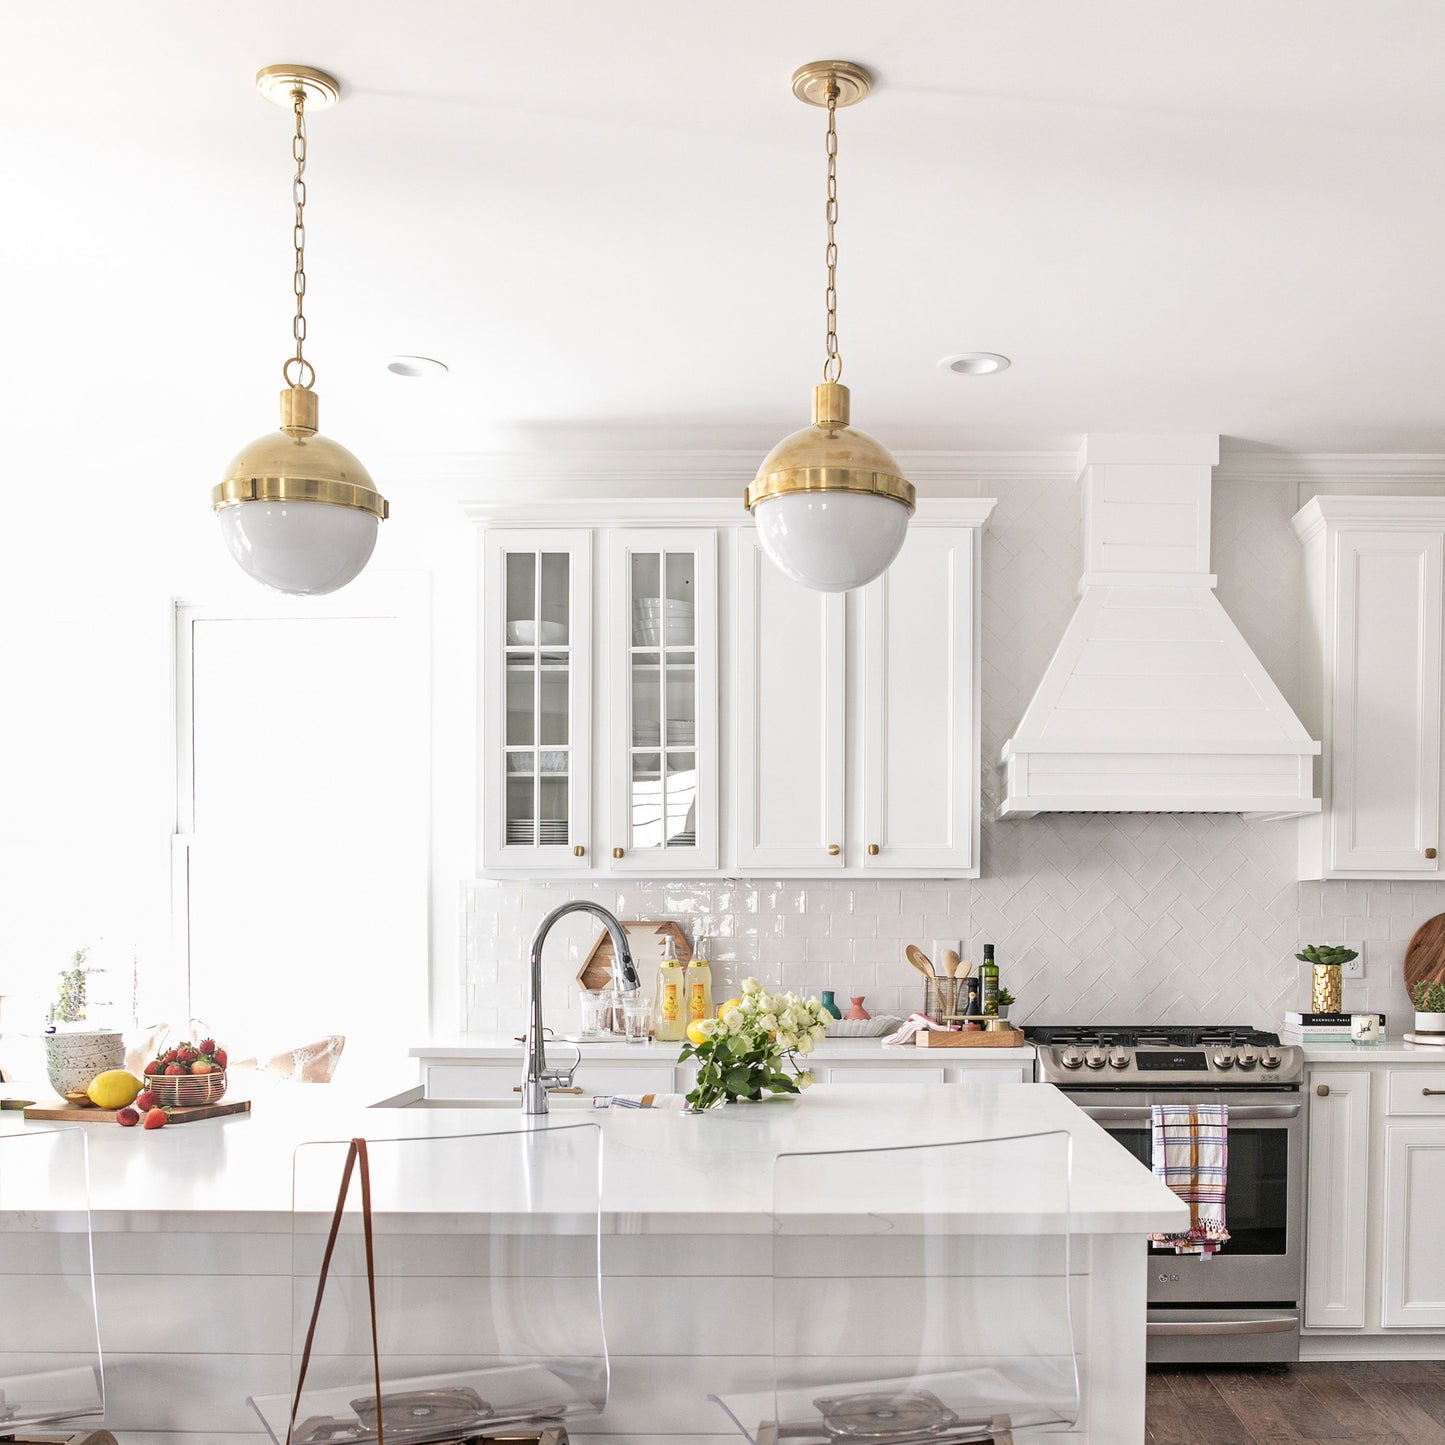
[44,1029,125,1098]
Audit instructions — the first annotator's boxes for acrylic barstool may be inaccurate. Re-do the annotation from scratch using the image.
[712,1129,1081,1445]
[0,1127,117,1445]
[247,1119,606,1445]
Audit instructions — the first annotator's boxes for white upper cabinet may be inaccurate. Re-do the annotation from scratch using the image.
[473,500,993,878]
[1294,498,1445,879]
[480,529,593,871]
[734,529,846,871]
[606,529,719,871]
[860,525,979,873]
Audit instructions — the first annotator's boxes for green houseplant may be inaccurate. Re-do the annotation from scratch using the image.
[1297,943,1357,1013]
[1413,980,1445,1032]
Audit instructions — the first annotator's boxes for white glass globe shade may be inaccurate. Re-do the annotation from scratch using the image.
[753,491,910,592]
[218,500,379,596]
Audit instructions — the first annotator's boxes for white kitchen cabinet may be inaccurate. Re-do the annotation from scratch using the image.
[606,528,719,871]
[1304,1068,1371,1330]
[480,529,593,870]
[1382,1122,1445,1328]
[734,528,847,871]
[1294,498,1445,879]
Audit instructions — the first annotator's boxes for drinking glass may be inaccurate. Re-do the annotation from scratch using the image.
[579,989,614,1037]
[620,994,652,1044]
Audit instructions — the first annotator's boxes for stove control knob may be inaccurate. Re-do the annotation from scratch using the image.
[1059,1047,1084,1071]
[1108,1049,1131,1070]
[1084,1048,1108,1070]
[1260,1048,1282,1070]
[1212,1050,1235,1069]
[1236,1048,1259,1071]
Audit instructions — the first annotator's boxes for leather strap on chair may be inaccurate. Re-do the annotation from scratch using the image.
[288,1137,385,1445]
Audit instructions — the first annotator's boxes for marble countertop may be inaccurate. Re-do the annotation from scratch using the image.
[411,1033,1037,1061]
[0,1079,1183,1236]
[1297,1039,1445,1063]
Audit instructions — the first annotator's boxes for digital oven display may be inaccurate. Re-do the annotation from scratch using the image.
[1135,1051,1209,1071]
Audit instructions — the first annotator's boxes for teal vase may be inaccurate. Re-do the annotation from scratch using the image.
[820,990,842,1020]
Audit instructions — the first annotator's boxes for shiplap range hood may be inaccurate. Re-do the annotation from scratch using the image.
[999,435,1321,818]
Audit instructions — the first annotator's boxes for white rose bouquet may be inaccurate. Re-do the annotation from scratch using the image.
[679,978,832,1111]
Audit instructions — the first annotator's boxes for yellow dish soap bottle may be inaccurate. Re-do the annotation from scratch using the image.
[687,940,714,1026]
[654,954,687,1042]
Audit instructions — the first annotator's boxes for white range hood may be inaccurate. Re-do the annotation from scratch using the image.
[998,435,1320,818]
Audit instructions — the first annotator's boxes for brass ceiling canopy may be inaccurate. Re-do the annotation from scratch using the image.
[255,64,341,111]
[744,61,914,593]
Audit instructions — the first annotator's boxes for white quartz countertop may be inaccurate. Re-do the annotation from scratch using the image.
[410,1033,1036,1062]
[1298,1039,1445,1063]
[0,1080,1182,1236]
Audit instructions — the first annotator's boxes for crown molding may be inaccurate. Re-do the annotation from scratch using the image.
[462,496,999,528]
[1217,450,1445,484]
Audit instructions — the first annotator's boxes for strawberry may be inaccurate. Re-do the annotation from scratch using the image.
[164,1063,187,1076]
[191,1059,216,1075]
[144,1059,165,1076]
[143,1107,167,1130]
[177,1046,199,1064]
[199,1038,216,1055]
[213,1048,228,1069]
[135,1089,157,1111]
[116,1106,140,1127]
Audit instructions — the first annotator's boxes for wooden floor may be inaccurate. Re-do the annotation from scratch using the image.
[1148,1362,1445,1443]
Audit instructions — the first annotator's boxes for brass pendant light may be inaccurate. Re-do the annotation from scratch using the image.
[744,61,915,593]
[212,65,388,597]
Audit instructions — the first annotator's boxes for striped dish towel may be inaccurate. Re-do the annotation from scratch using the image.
[1148,1103,1231,1258]
[590,1093,688,1110]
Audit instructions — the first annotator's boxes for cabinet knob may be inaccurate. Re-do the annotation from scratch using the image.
[868,843,880,856]
[573,845,585,858]
[612,847,624,859]
[1316,1084,1330,1097]
[1428,848,1438,860]
[827,844,840,857]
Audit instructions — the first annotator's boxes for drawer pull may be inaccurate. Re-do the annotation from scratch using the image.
[828,844,841,856]
[1424,1089,1445,1097]
[573,844,585,857]
[868,843,880,856]
[1316,1084,1330,1097]
[613,847,624,859]
[1429,847,1439,860]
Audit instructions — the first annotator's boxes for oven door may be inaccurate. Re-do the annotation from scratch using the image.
[1070,1089,1303,1307]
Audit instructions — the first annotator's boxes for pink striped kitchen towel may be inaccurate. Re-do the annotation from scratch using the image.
[1148,1103,1231,1258]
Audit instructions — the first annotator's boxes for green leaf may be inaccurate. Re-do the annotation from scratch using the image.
[725,1065,753,1095]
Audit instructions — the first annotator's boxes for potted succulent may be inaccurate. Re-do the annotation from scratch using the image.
[1297,943,1358,1013]
[1413,981,1445,1034]
[994,988,1015,1021]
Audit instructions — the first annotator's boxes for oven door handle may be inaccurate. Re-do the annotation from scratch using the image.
[1081,1104,1301,1124]
[1148,1316,1297,1337]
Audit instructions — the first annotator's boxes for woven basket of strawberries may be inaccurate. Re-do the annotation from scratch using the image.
[144,1038,229,1107]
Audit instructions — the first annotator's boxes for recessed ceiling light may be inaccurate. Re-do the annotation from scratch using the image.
[938,352,1010,376]
[387,355,449,378]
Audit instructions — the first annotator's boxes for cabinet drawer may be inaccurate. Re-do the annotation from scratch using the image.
[1387,1068,1445,1115]
[828,1066,946,1085]
[426,1062,677,1100]
[426,1064,516,1099]
[574,1064,676,1096]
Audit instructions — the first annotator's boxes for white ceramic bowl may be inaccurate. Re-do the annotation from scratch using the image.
[44,1029,125,1097]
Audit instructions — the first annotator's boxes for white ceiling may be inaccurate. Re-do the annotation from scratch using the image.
[5,0,1445,473]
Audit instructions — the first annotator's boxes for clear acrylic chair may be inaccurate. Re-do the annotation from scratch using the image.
[0,1126,116,1444]
[248,1120,605,1445]
[712,1129,1079,1445]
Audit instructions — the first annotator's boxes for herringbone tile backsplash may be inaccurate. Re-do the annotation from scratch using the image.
[464,474,1435,1036]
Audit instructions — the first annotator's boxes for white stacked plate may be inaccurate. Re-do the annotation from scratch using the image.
[539,819,569,844]
[506,621,567,646]
[825,1015,903,1038]
[633,598,694,647]
[632,723,695,748]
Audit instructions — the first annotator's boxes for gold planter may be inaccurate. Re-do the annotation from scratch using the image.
[1312,963,1342,1013]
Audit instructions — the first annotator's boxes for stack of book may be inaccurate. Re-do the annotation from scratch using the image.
[1280,1011,1386,1042]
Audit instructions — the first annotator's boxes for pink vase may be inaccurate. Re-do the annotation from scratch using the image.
[845,996,870,1021]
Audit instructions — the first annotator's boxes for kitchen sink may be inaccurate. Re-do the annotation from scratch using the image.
[374,1091,598,1110]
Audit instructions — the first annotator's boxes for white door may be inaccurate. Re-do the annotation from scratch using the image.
[606,529,719,871]
[859,526,978,872]
[735,531,846,870]
[1329,528,1443,873]
[480,530,592,870]
[1304,1069,1371,1329]
[1382,1123,1445,1328]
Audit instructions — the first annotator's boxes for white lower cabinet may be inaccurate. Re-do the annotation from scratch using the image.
[1305,1068,1370,1329]
[1382,1123,1445,1328]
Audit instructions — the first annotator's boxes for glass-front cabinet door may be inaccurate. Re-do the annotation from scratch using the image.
[607,529,718,870]
[480,529,592,870]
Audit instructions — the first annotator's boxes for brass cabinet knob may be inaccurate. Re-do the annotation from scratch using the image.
[573,845,585,858]
[1428,847,1438,859]
[827,844,841,857]
[612,846,624,859]
[1316,1084,1330,1097]
[868,843,880,856]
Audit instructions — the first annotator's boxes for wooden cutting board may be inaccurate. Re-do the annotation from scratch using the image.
[22,1098,250,1125]
[915,1028,1026,1048]
[1404,913,1445,991]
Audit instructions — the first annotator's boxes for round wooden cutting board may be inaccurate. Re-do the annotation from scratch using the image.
[1404,913,1445,991]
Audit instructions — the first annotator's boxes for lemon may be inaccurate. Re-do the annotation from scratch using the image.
[716,998,742,1019]
[87,1069,142,1110]
[686,1021,711,1046]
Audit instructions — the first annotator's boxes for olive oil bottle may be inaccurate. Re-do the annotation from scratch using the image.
[980,944,1000,1016]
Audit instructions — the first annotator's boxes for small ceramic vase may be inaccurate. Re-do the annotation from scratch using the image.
[820,991,842,1020]
[845,996,870,1021]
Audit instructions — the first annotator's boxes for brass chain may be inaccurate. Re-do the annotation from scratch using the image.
[284,87,315,390]
[823,84,841,384]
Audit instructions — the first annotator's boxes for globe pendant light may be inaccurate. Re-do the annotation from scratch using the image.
[212,65,388,596]
[744,61,915,593]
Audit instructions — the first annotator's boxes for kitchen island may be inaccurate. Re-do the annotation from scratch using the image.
[0,1080,1184,1444]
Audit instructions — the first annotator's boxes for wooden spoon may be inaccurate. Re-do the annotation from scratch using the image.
[905,944,936,978]
[941,949,962,979]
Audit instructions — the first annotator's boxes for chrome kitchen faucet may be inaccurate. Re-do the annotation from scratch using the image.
[522,900,640,1114]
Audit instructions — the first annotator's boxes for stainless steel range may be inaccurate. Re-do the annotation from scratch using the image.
[1027,1024,1304,1365]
